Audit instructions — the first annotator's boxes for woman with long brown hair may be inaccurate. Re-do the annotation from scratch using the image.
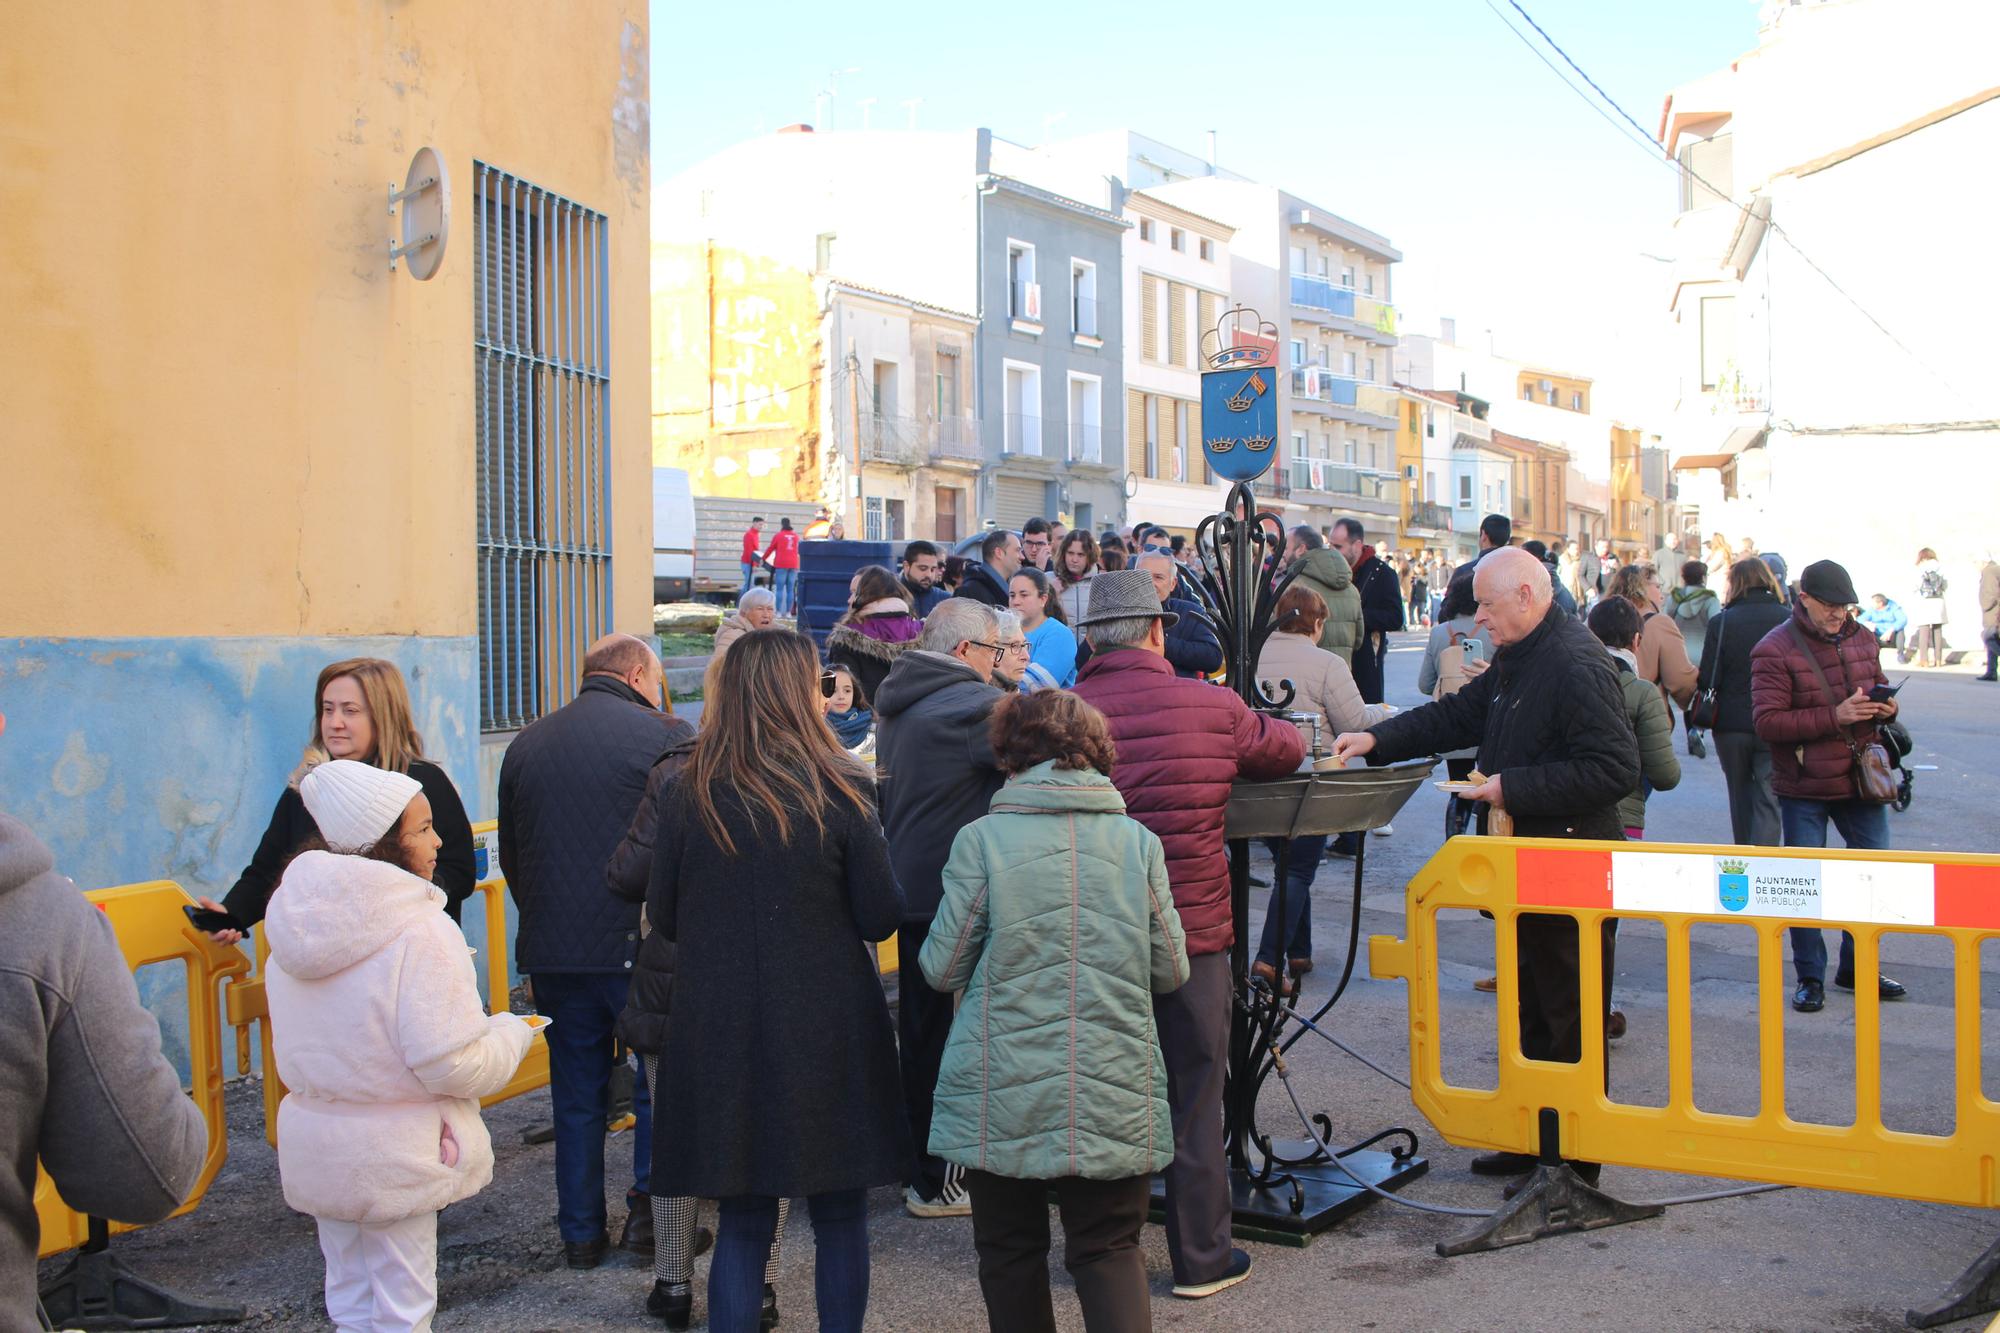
[1053,529,1100,623]
[201,657,476,939]
[824,563,924,702]
[647,629,909,1332]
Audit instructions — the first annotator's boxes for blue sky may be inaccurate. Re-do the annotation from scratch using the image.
[649,0,1761,414]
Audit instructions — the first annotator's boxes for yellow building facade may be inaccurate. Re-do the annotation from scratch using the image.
[1,3,653,914]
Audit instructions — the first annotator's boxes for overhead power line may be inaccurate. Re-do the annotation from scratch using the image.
[1485,0,1972,409]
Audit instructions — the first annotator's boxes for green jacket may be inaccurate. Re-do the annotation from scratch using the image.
[1285,548,1365,665]
[1613,655,1681,830]
[919,761,1189,1181]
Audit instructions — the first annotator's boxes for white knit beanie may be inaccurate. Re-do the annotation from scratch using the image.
[299,760,424,854]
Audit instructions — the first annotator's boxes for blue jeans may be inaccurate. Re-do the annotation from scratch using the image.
[1779,797,1890,983]
[713,1190,868,1333]
[771,566,798,617]
[739,560,759,596]
[534,971,651,1242]
[1256,835,1326,969]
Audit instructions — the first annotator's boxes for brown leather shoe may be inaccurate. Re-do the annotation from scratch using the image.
[1473,975,1497,993]
[1608,1010,1628,1040]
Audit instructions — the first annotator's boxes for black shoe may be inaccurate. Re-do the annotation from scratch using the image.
[1792,979,1825,1013]
[1502,1160,1600,1200]
[1832,972,1908,999]
[621,1201,654,1256]
[1608,1010,1627,1040]
[1247,872,1271,888]
[564,1233,610,1269]
[646,1279,692,1328]
[1171,1247,1252,1299]
[1470,1151,1538,1176]
[761,1282,780,1329]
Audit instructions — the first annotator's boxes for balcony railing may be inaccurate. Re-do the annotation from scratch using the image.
[1003,411,1042,456]
[1071,295,1099,339]
[1407,499,1453,531]
[1287,457,1400,502]
[1067,420,1102,465]
[1289,366,1362,408]
[931,415,981,462]
[1288,274,1398,336]
[858,411,921,467]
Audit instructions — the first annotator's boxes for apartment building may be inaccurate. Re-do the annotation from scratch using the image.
[655,127,1125,540]
[1655,0,2000,619]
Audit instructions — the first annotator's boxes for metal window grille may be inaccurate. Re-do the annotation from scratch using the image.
[474,163,613,732]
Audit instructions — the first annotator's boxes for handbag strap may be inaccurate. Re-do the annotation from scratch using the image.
[1786,620,1867,756]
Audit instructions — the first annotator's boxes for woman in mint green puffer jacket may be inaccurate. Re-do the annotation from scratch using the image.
[920,690,1189,1333]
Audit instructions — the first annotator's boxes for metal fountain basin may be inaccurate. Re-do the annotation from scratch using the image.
[1224,758,1438,840]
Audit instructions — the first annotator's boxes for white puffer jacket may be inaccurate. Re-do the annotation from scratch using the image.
[265,850,533,1224]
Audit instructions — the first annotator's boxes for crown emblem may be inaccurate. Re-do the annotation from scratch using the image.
[1718,859,1748,876]
[1201,305,1279,370]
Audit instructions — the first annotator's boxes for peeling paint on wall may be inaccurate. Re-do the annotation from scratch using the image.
[613,19,650,204]
[50,732,110,798]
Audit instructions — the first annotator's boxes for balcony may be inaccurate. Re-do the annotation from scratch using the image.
[1285,457,1401,504]
[1071,295,1100,341]
[1003,411,1043,457]
[1288,274,1398,344]
[1289,366,1400,432]
[857,411,921,468]
[1067,420,1103,466]
[930,416,982,464]
[1407,499,1453,533]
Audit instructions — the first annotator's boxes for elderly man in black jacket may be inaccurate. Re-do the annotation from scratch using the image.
[873,598,1006,1218]
[1334,548,1637,1186]
[499,634,684,1269]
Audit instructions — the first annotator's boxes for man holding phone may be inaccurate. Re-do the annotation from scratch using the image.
[1749,559,1908,1012]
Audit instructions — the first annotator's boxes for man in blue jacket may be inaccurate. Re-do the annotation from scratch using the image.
[499,635,680,1269]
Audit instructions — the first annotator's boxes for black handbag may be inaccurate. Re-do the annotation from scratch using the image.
[1686,610,1725,731]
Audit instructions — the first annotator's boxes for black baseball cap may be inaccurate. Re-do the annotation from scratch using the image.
[1798,559,1858,605]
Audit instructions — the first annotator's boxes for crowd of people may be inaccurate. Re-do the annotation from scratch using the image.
[10,505,1995,1333]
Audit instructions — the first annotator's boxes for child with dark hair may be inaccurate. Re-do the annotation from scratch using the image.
[920,691,1189,1332]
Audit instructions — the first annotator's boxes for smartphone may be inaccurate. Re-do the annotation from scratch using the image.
[1867,678,1906,703]
[1463,639,1486,665]
[183,904,246,934]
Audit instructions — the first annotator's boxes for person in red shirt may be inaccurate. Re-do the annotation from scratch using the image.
[764,519,802,616]
[739,518,765,598]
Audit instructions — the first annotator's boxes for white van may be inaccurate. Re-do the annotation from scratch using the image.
[652,468,696,603]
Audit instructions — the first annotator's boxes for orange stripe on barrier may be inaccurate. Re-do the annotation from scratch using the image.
[1936,863,2000,930]
[1518,846,1611,909]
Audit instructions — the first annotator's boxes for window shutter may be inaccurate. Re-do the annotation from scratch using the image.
[1140,278,1159,363]
[1197,290,1218,363]
[1168,282,1188,367]
[1159,391,1178,467]
[1127,387,1145,473]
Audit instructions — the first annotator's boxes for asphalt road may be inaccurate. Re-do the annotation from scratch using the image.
[52,634,2000,1331]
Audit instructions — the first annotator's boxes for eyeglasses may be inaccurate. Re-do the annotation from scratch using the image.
[1001,640,1030,655]
[1022,537,1050,549]
[965,640,1009,665]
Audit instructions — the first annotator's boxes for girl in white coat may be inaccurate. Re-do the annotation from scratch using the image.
[266,760,535,1333]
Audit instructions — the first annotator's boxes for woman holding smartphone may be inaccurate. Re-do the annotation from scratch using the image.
[200,658,475,942]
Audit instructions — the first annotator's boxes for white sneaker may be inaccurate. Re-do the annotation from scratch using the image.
[904,1168,971,1218]
[1372,822,1394,837]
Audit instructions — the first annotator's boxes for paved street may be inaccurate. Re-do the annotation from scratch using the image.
[54,633,2000,1331]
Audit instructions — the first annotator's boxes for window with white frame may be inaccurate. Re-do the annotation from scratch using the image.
[1458,473,1472,508]
[1291,339,1305,366]
[863,496,906,542]
[1365,357,1376,382]
[1571,390,1583,410]
[815,231,838,272]
[1341,265,1355,287]
[475,162,611,732]
[1342,350,1357,376]
[1170,227,1185,252]
[1004,361,1042,454]
[1071,259,1098,338]
[1199,237,1214,262]
[1007,240,1039,322]
[1289,245,1307,274]
[1364,272,1375,296]
[1139,218,1154,243]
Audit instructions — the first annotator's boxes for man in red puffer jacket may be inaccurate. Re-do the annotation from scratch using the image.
[1071,570,1303,1303]
[1750,558,1908,1015]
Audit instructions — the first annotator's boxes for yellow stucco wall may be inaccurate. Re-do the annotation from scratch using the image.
[0,1,653,638]
[652,242,824,503]
[1516,370,1592,414]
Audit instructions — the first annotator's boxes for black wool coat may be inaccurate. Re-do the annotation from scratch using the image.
[499,677,690,975]
[1349,552,1407,704]
[646,781,913,1200]
[222,758,476,925]
[1695,588,1790,735]
[1367,604,1636,840]
[606,737,698,1057]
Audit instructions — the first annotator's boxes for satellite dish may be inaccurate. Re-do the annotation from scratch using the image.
[388,146,449,280]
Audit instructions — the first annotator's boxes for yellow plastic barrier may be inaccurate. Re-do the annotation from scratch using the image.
[228,820,549,1146]
[1369,837,2000,1207]
[34,882,251,1258]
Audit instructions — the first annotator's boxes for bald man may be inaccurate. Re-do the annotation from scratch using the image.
[1332,547,1636,1187]
[500,632,687,1267]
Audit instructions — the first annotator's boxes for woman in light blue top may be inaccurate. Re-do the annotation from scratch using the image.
[1009,568,1077,688]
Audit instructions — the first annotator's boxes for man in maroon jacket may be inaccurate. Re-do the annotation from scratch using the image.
[1071,570,1304,1302]
[1750,558,1907,1013]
